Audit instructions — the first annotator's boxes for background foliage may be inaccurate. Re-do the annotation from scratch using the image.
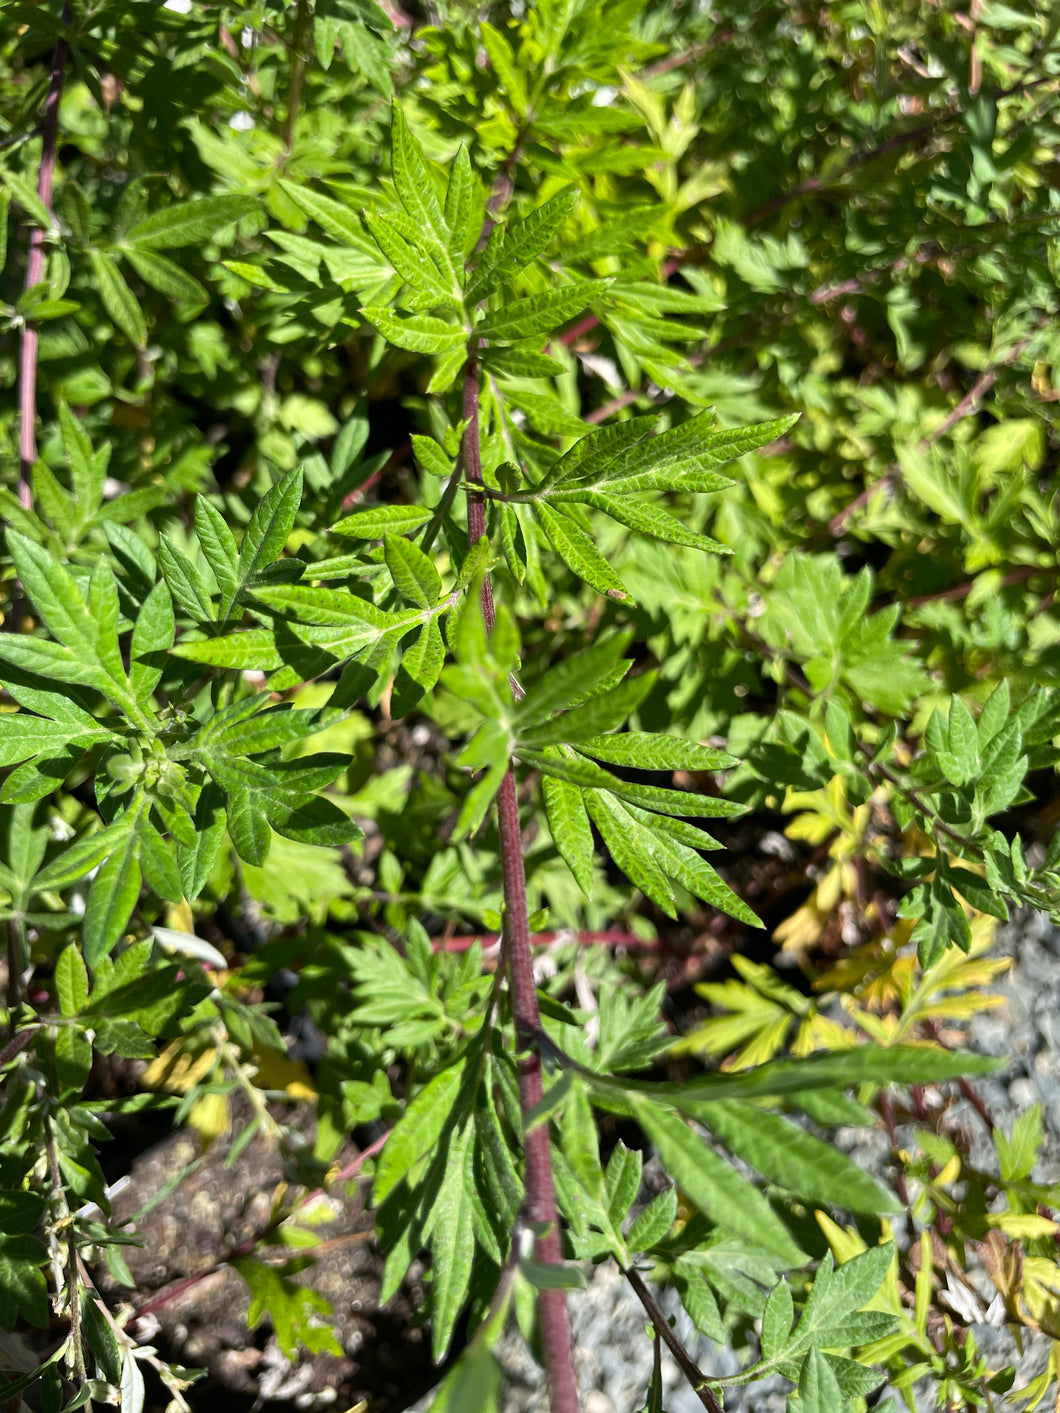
[1,1,1059,1411]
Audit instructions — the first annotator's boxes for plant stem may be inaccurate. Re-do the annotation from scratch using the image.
[18,4,70,509]
[623,1264,723,1413]
[283,0,312,156]
[45,1112,89,1402]
[461,353,580,1413]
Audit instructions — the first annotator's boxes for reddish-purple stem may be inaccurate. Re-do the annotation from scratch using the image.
[0,1025,36,1069]
[461,354,580,1413]
[432,928,654,955]
[18,7,70,508]
[623,1265,722,1413]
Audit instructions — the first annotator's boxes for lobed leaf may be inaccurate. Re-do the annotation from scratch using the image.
[534,502,633,602]
[125,194,258,250]
[477,280,605,343]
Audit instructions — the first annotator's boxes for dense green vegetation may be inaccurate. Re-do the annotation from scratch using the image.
[1,2,1059,1410]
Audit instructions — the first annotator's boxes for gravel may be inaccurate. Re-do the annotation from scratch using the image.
[484,909,1060,1412]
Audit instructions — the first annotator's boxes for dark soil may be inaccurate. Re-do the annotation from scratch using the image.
[93,1100,440,1413]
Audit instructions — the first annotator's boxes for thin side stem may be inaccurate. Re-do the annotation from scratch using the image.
[18,5,70,507]
[623,1265,723,1413]
[6,918,25,1024]
[0,1022,36,1068]
[461,354,580,1413]
[46,1112,89,1400]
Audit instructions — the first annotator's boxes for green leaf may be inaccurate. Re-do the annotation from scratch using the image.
[482,345,565,379]
[125,194,258,250]
[521,746,746,819]
[330,503,434,538]
[758,1247,896,1369]
[4,170,55,230]
[138,821,183,903]
[443,144,475,267]
[87,557,127,687]
[88,249,147,345]
[235,1260,343,1360]
[225,784,271,865]
[453,739,508,840]
[170,628,285,671]
[624,805,762,927]
[390,105,449,253]
[586,1044,1004,1120]
[422,1344,502,1413]
[129,579,174,706]
[0,1205,49,1327]
[223,466,303,617]
[673,1263,725,1341]
[0,635,104,695]
[946,695,980,785]
[535,502,633,602]
[565,208,663,263]
[503,389,587,437]
[401,618,445,694]
[586,792,677,916]
[797,1348,847,1413]
[251,584,401,631]
[697,1101,902,1216]
[58,401,106,515]
[626,1186,677,1251]
[466,189,578,304]
[539,415,658,491]
[158,538,214,621]
[0,713,112,767]
[633,1100,806,1264]
[363,209,457,304]
[568,490,733,556]
[978,679,1011,749]
[426,1121,476,1359]
[34,816,137,892]
[124,247,207,305]
[477,280,604,343]
[177,783,226,901]
[7,533,95,657]
[479,22,528,115]
[542,774,594,896]
[996,1103,1043,1183]
[375,1062,466,1203]
[277,178,372,247]
[518,633,632,728]
[266,795,361,849]
[550,413,798,496]
[360,306,465,355]
[384,534,441,607]
[760,1278,795,1362]
[520,671,654,749]
[577,732,736,773]
[200,698,326,755]
[55,943,89,1017]
[82,825,142,966]
[605,1142,643,1228]
[560,1076,607,1207]
[194,498,240,604]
